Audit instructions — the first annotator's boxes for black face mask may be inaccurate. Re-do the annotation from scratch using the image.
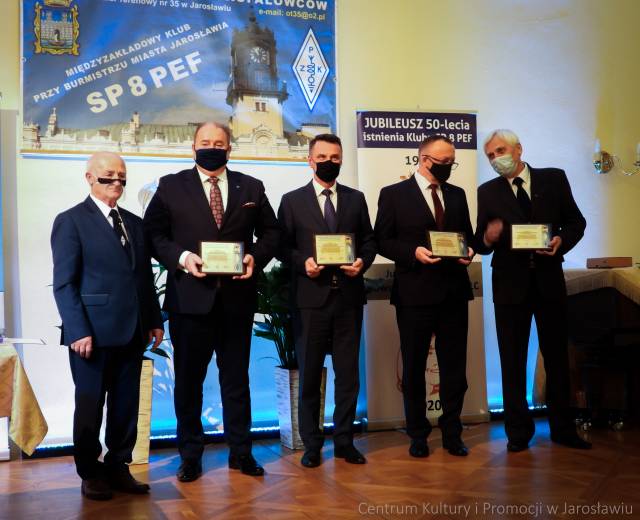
[428,161,452,184]
[315,160,341,183]
[195,147,228,171]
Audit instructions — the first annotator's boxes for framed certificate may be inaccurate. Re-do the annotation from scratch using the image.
[199,241,245,275]
[427,231,469,259]
[314,233,356,266]
[511,224,552,250]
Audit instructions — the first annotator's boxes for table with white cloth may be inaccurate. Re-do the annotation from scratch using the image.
[0,343,48,456]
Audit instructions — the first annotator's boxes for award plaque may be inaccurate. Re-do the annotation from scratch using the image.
[511,224,552,250]
[427,231,469,259]
[200,241,245,275]
[314,233,356,266]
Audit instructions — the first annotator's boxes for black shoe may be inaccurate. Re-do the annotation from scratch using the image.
[551,434,592,450]
[409,439,429,458]
[506,441,529,452]
[443,440,469,457]
[107,467,150,494]
[334,445,367,464]
[81,478,113,501]
[301,449,322,468]
[176,460,202,482]
[228,453,265,476]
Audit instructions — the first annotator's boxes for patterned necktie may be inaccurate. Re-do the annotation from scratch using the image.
[208,177,224,228]
[512,177,531,219]
[428,184,445,231]
[109,209,131,258]
[321,189,337,232]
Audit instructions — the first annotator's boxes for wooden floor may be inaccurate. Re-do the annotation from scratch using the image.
[0,419,638,520]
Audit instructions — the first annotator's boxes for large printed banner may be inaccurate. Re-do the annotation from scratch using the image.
[356,110,489,428]
[22,0,336,159]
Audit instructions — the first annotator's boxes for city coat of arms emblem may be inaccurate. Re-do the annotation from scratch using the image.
[33,0,79,56]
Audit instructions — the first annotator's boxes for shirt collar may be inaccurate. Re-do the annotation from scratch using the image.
[197,166,228,185]
[90,193,119,219]
[312,178,337,198]
[510,163,530,186]
[414,171,441,192]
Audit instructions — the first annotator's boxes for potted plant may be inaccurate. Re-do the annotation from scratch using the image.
[254,263,326,449]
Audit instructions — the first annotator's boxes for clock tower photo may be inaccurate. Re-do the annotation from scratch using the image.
[226,12,295,157]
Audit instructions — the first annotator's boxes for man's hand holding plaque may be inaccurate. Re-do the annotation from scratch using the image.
[199,241,245,275]
[340,257,364,277]
[314,233,356,266]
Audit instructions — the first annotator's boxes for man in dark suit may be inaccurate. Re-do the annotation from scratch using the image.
[375,136,475,459]
[475,129,590,451]
[51,152,164,500]
[278,134,376,468]
[143,122,279,480]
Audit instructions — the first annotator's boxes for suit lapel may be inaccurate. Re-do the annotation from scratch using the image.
[441,183,454,230]
[222,170,242,229]
[83,197,131,265]
[408,175,437,228]
[498,176,526,221]
[185,167,218,234]
[528,166,545,221]
[303,181,329,232]
[119,210,137,268]
[336,184,349,232]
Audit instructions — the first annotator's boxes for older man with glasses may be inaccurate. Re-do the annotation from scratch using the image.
[375,135,475,459]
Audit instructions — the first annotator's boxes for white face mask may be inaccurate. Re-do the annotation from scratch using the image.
[490,154,518,177]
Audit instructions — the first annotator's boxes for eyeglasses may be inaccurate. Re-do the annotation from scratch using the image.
[421,155,459,170]
[96,177,127,187]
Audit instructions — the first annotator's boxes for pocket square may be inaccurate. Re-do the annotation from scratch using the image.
[242,202,257,208]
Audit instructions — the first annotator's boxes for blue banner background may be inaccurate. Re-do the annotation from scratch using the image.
[22,0,336,158]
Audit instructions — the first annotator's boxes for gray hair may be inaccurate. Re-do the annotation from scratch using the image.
[483,129,520,149]
[86,151,125,174]
[193,121,232,145]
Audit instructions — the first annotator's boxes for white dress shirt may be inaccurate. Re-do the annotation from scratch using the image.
[313,178,338,217]
[179,168,229,268]
[508,163,531,199]
[90,193,128,240]
[414,171,445,217]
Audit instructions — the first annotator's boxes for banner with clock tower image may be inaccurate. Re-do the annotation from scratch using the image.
[21,0,336,160]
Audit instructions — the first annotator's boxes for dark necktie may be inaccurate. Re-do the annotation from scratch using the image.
[428,184,445,231]
[208,177,224,228]
[512,176,531,219]
[109,209,131,258]
[321,189,337,232]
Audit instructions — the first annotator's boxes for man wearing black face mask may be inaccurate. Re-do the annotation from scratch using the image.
[143,122,279,481]
[278,134,376,468]
[375,135,475,459]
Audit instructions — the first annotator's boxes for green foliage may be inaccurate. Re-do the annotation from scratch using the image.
[145,261,170,358]
[254,263,297,369]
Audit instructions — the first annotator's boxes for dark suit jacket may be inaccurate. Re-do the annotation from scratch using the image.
[278,182,376,308]
[51,197,163,347]
[375,176,474,306]
[143,167,279,314]
[474,165,586,304]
